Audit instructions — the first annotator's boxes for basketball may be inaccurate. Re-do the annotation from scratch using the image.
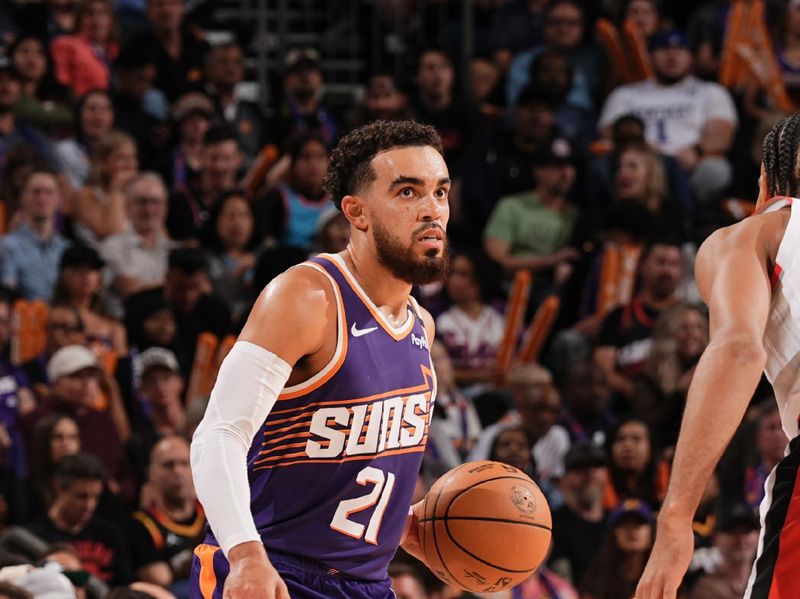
[418,460,552,593]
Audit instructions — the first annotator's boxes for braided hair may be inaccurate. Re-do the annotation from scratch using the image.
[763,112,800,198]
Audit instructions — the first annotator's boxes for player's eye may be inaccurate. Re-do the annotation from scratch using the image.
[399,187,415,197]
[435,188,448,198]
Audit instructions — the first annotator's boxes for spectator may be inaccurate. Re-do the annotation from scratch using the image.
[29,414,80,511]
[489,425,535,476]
[470,364,570,483]
[24,453,132,585]
[100,172,174,313]
[632,303,708,449]
[167,125,242,242]
[388,560,427,599]
[276,47,339,148]
[166,93,212,192]
[0,169,69,301]
[129,435,204,590]
[203,190,257,322]
[484,138,581,279]
[124,0,210,102]
[0,290,11,363]
[313,207,350,255]
[52,245,128,357]
[460,86,562,239]
[598,30,738,204]
[72,131,138,248]
[469,56,503,119]
[0,58,58,180]
[742,403,788,511]
[579,499,655,599]
[124,249,230,379]
[689,504,760,599]
[9,35,73,135]
[253,132,330,248]
[426,341,482,475]
[550,443,608,585]
[409,47,483,176]
[0,144,41,233]
[24,345,133,501]
[594,239,683,403]
[603,418,669,509]
[559,362,613,447]
[54,90,115,189]
[507,0,605,111]
[436,249,504,389]
[204,42,269,164]
[50,0,118,96]
[487,0,548,73]
[624,0,661,41]
[349,72,410,126]
[20,305,86,391]
[40,543,90,599]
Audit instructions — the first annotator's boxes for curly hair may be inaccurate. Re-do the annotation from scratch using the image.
[324,120,442,210]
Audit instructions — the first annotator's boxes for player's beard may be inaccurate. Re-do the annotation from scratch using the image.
[373,220,450,285]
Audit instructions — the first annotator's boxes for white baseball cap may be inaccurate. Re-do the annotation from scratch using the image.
[137,347,180,376]
[47,345,101,382]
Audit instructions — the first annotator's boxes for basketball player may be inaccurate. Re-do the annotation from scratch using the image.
[188,120,449,598]
[636,114,800,599]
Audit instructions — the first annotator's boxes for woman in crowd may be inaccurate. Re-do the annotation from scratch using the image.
[72,130,138,247]
[579,500,655,599]
[9,35,72,135]
[632,303,708,449]
[28,414,80,509]
[52,245,127,357]
[49,0,118,96]
[55,89,115,189]
[436,249,504,390]
[204,190,259,323]
[0,144,41,233]
[603,418,669,510]
[168,93,214,192]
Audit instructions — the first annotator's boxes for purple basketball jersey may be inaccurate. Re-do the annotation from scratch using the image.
[204,253,436,581]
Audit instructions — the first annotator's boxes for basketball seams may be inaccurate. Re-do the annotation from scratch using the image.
[430,462,471,586]
[418,515,552,531]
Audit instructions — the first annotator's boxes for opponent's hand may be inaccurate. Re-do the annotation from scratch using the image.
[224,542,290,599]
[635,513,694,599]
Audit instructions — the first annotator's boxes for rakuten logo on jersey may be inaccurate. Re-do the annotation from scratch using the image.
[305,394,429,458]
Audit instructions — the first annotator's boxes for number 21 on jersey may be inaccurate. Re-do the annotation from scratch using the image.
[330,466,396,544]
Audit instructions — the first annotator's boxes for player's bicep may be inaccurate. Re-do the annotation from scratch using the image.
[239,268,331,367]
[696,224,772,343]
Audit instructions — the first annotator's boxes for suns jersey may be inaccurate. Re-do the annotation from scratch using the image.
[760,197,800,439]
[203,253,436,581]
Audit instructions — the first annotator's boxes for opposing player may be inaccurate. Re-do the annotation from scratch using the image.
[188,120,449,598]
[636,114,800,599]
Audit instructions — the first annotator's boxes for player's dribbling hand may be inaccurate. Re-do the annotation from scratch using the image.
[399,499,425,563]
[634,512,694,599]
[224,542,290,599]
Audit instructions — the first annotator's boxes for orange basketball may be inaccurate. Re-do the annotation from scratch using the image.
[418,460,552,593]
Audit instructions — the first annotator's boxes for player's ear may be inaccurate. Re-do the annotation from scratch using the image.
[341,195,368,232]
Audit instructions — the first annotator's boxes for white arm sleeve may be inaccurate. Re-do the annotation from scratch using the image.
[190,340,292,557]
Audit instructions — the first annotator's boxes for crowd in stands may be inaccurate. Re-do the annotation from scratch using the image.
[0,0,793,597]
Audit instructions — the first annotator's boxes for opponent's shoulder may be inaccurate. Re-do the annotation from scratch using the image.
[697,209,788,266]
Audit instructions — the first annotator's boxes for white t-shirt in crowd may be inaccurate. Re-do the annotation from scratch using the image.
[598,76,738,155]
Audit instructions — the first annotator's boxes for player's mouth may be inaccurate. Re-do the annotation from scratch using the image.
[416,229,444,250]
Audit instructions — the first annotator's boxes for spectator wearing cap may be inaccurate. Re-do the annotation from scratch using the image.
[52,245,127,356]
[111,46,169,175]
[204,42,270,165]
[0,169,69,301]
[167,93,212,192]
[409,47,485,177]
[483,136,581,286]
[22,345,134,503]
[23,453,133,586]
[549,442,608,585]
[100,172,175,316]
[276,47,340,148]
[460,85,563,240]
[0,59,59,182]
[579,499,655,599]
[122,0,209,102]
[166,124,242,243]
[598,29,738,205]
[253,132,331,249]
[507,0,607,112]
[124,249,230,379]
[49,0,118,97]
[688,504,760,599]
[128,435,204,590]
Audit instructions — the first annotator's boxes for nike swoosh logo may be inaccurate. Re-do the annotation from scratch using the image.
[351,323,378,337]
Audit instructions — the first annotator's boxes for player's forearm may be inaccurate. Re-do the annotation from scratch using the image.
[660,338,766,520]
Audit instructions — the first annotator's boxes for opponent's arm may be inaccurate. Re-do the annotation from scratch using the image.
[190,268,332,597]
[636,212,781,599]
